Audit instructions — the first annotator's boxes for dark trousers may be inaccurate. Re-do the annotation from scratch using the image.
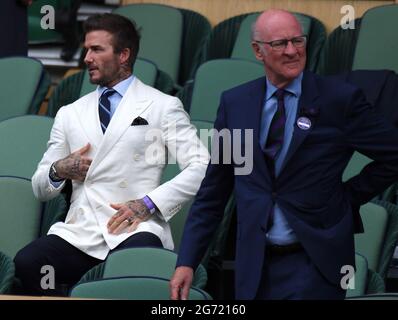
[14,232,162,296]
[255,249,346,300]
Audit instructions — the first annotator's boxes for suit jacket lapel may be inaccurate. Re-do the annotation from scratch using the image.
[279,71,320,173]
[89,79,153,172]
[76,91,104,148]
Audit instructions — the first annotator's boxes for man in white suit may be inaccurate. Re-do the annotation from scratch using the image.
[14,13,209,296]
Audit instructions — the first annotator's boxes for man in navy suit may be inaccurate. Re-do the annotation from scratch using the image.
[170,9,398,300]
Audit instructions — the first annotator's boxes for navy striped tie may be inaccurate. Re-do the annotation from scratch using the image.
[99,88,116,133]
[264,88,286,168]
[264,89,286,230]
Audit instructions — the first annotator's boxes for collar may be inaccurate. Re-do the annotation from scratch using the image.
[98,74,135,97]
[265,72,303,101]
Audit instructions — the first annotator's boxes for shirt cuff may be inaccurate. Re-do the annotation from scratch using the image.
[143,196,156,214]
[49,177,64,188]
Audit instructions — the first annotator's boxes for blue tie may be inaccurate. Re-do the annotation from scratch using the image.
[99,88,116,133]
[264,88,286,165]
[264,89,286,230]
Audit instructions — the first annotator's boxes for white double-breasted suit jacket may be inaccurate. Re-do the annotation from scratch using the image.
[32,78,210,259]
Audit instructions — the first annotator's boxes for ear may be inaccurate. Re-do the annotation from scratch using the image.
[251,42,264,62]
[119,48,131,65]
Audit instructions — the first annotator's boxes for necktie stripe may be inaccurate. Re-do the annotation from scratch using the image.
[264,88,286,164]
[98,88,116,133]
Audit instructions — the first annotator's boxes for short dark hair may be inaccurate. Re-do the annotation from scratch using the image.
[83,13,140,68]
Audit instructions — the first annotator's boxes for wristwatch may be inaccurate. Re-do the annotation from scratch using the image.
[49,162,64,182]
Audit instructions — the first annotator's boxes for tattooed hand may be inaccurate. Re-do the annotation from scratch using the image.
[54,143,92,182]
[107,199,152,234]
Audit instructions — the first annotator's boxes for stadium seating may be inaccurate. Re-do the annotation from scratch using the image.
[317,4,398,75]
[113,3,183,87]
[0,57,50,120]
[0,115,53,179]
[356,200,398,280]
[0,176,42,258]
[345,252,385,298]
[78,247,207,289]
[70,275,212,300]
[0,251,15,294]
[188,59,264,122]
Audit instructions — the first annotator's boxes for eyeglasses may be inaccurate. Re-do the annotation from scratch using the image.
[254,35,307,51]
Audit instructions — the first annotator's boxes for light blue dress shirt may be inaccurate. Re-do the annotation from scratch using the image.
[98,74,134,116]
[260,73,303,245]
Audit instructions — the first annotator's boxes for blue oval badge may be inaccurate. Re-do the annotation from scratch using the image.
[297,117,311,130]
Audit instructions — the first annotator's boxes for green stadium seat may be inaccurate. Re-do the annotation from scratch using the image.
[70,275,212,300]
[0,57,50,120]
[354,201,398,282]
[189,59,264,123]
[0,115,53,179]
[28,0,66,44]
[0,176,42,258]
[342,151,372,182]
[345,253,385,298]
[79,247,207,289]
[0,251,15,294]
[113,4,183,85]
[352,4,398,73]
[345,253,370,298]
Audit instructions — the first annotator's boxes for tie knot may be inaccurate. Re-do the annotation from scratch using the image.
[102,88,116,98]
[275,89,285,101]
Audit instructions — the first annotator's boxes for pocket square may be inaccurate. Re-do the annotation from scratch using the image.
[131,117,148,126]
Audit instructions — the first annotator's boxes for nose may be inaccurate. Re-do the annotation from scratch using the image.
[284,41,298,56]
[84,49,92,65]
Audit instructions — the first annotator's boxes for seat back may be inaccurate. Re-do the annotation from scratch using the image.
[342,151,372,182]
[113,4,183,84]
[345,253,368,298]
[353,4,398,72]
[103,247,177,280]
[0,251,15,294]
[70,276,211,300]
[0,57,46,121]
[28,0,66,43]
[80,58,159,97]
[0,176,42,258]
[189,59,264,123]
[79,247,208,289]
[355,202,389,271]
[0,115,53,179]
[231,12,313,62]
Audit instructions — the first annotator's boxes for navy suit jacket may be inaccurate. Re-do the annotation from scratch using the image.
[177,71,398,299]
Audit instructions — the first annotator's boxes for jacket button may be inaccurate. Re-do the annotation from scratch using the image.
[78,208,84,215]
[118,181,127,188]
[271,192,277,200]
[133,154,140,161]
